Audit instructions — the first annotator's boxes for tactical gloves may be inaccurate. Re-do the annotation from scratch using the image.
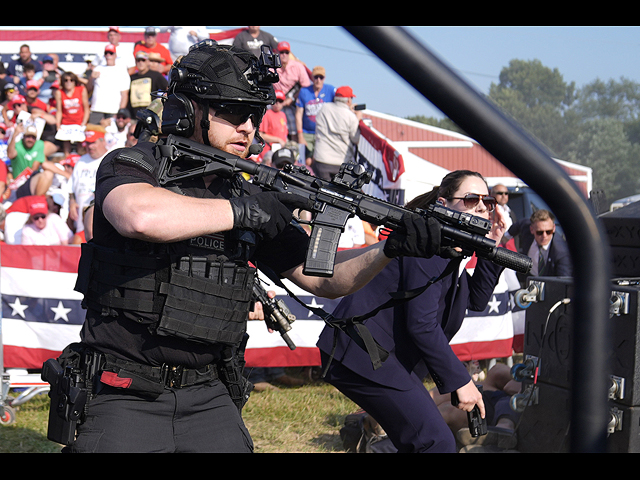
[229,192,311,240]
[383,213,444,259]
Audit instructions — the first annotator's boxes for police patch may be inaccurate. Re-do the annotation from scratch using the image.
[190,233,226,252]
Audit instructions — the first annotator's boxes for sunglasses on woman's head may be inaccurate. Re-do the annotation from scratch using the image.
[447,194,496,212]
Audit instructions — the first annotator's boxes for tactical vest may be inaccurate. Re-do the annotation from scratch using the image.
[74,143,256,348]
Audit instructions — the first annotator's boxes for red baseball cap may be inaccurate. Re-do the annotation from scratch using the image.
[8,95,26,109]
[60,153,80,168]
[83,130,105,144]
[26,80,40,91]
[28,199,48,217]
[335,86,356,98]
[277,41,291,53]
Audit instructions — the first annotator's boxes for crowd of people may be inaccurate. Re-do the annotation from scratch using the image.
[0,27,574,453]
[0,26,371,248]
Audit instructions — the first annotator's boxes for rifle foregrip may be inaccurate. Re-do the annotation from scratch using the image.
[303,225,342,277]
[489,247,533,274]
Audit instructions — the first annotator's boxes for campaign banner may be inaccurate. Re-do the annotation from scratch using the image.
[356,120,405,204]
[450,254,524,361]
[0,26,244,75]
[1,245,84,369]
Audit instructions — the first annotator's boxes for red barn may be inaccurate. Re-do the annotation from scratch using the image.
[361,110,592,202]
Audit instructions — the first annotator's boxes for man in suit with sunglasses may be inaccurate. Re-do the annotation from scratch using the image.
[509,209,572,283]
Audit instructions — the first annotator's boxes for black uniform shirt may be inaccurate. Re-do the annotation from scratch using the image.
[79,141,310,368]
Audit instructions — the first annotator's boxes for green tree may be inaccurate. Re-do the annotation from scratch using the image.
[487,61,640,204]
[573,77,640,124]
[492,59,577,109]
[409,60,640,205]
[488,59,579,157]
[569,77,640,201]
[565,118,640,201]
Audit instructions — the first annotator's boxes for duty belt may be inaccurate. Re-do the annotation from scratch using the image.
[98,352,219,396]
[159,363,218,389]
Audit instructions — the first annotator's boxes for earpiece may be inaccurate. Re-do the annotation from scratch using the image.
[162,93,196,138]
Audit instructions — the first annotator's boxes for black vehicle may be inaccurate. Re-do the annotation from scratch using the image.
[507,185,552,223]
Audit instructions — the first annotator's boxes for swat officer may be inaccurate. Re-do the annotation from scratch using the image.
[57,40,442,453]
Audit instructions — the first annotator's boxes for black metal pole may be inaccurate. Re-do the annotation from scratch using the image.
[344,26,612,453]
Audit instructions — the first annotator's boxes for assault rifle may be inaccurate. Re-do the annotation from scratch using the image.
[155,134,532,277]
[253,277,297,351]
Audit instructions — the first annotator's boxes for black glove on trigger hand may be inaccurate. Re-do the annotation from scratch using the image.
[437,246,464,260]
[229,192,312,240]
[383,213,442,259]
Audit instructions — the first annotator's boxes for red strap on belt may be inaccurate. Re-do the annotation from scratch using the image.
[101,371,133,389]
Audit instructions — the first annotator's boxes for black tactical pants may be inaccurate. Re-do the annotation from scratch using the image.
[66,379,253,453]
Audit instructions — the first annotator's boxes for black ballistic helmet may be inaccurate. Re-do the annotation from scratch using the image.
[169,40,278,106]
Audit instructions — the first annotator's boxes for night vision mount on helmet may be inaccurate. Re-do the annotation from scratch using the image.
[162,40,282,146]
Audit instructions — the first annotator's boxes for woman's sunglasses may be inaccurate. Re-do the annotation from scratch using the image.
[447,194,496,212]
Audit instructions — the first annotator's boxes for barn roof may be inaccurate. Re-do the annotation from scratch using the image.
[362,110,592,196]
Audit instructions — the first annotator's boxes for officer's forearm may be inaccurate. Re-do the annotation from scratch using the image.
[103,182,234,242]
[284,242,391,299]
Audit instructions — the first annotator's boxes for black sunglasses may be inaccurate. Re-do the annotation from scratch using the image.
[210,103,265,127]
[535,229,554,236]
[447,194,496,212]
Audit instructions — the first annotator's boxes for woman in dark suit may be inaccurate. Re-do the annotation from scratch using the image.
[317,170,507,453]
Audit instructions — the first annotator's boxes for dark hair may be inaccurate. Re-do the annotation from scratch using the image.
[61,72,79,85]
[406,170,487,210]
[530,209,554,223]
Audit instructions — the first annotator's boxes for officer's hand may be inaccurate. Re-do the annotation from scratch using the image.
[249,300,265,321]
[229,192,310,240]
[383,213,442,259]
[437,246,464,260]
[455,380,485,418]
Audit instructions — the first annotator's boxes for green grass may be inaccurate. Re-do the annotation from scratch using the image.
[0,394,61,453]
[243,381,359,453]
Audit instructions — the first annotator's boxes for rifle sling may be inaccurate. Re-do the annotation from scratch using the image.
[258,257,461,376]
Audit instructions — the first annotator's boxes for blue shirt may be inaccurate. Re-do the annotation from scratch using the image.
[7,59,42,80]
[296,84,335,134]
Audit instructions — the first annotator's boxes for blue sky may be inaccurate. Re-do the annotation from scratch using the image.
[59,26,640,120]
[218,26,640,120]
